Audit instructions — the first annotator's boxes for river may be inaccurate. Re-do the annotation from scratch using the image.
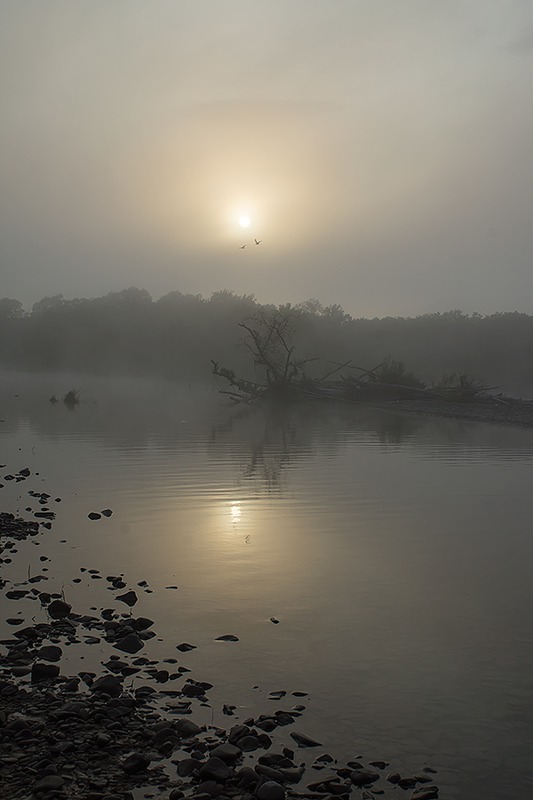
[1,373,532,798]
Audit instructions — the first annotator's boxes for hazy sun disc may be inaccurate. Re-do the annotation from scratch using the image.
[239,215,251,228]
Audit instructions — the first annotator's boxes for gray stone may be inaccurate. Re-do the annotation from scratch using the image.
[47,599,71,619]
[176,718,202,738]
[34,775,65,791]
[177,757,201,777]
[200,756,231,782]
[410,789,439,800]
[256,780,285,800]
[290,731,322,748]
[117,590,138,607]
[90,675,123,696]
[37,645,62,662]
[122,752,151,773]
[350,770,380,786]
[31,662,60,682]
[113,633,143,654]
[255,765,285,782]
[210,743,242,762]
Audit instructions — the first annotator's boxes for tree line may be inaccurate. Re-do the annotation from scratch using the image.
[1,288,532,394]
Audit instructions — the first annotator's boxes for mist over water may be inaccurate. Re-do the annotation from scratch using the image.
[1,374,533,799]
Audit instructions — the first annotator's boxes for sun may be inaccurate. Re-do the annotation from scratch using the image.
[239,215,251,228]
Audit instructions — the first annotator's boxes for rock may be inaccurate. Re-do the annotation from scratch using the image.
[256,765,285,782]
[177,757,200,777]
[113,634,144,654]
[122,752,151,773]
[10,665,32,677]
[256,717,278,733]
[350,770,380,786]
[176,642,196,652]
[5,590,28,599]
[117,590,138,607]
[369,761,389,770]
[215,634,240,641]
[91,675,123,696]
[182,682,208,698]
[410,789,439,800]
[199,756,231,782]
[386,772,401,784]
[101,508,113,517]
[270,617,280,624]
[210,743,242,762]
[239,735,269,752]
[31,662,60,682]
[88,512,102,520]
[290,731,322,748]
[414,774,434,784]
[398,777,418,790]
[279,767,304,783]
[256,780,285,800]
[169,790,185,800]
[47,599,72,619]
[37,645,62,662]
[6,618,24,625]
[132,616,154,630]
[175,718,202,738]
[35,775,65,791]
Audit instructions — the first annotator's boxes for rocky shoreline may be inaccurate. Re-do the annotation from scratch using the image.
[1,469,440,800]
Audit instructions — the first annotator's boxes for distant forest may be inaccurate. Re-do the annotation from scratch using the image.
[1,288,532,394]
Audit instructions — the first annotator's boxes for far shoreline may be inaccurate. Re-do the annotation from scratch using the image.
[372,397,533,428]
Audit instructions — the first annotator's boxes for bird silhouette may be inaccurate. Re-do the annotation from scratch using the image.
[254,239,262,245]
[239,244,246,249]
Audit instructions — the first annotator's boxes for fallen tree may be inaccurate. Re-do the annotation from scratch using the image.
[211,311,508,406]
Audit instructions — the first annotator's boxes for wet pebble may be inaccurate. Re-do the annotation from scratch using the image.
[117,590,138,607]
[37,645,62,662]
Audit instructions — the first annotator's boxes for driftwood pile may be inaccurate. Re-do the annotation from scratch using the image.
[212,312,507,407]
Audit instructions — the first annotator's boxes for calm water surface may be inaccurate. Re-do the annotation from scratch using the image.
[1,374,533,799]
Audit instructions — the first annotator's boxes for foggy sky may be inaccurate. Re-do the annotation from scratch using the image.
[1,0,533,317]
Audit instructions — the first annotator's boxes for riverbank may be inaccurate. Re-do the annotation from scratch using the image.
[374,397,533,428]
[0,473,440,800]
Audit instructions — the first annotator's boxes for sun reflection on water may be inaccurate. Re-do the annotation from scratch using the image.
[230,502,241,523]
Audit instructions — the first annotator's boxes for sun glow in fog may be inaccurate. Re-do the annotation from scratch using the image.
[239,216,251,228]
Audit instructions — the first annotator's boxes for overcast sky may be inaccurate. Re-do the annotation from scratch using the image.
[1,1,532,316]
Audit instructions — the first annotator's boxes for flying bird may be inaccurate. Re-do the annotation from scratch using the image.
[254,239,262,245]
